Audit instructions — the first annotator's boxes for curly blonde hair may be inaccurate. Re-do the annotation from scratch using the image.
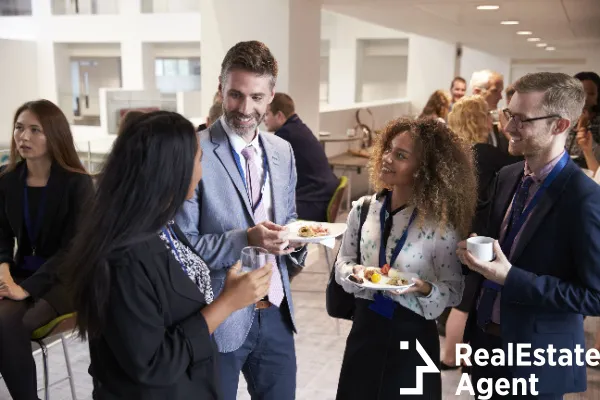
[447,95,490,144]
[419,90,451,120]
[369,118,477,237]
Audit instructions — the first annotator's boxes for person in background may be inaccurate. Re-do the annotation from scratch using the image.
[441,95,521,371]
[206,101,223,128]
[505,84,515,105]
[419,90,451,122]
[175,41,307,400]
[565,71,600,168]
[334,117,476,400]
[264,92,339,222]
[458,72,600,399]
[450,76,467,108]
[66,111,272,399]
[470,69,508,152]
[0,99,94,400]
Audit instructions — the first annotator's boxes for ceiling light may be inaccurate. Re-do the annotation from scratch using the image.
[517,31,532,35]
[501,20,519,25]
[546,46,556,51]
[536,43,547,47]
[527,37,541,42]
[477,5,499,10]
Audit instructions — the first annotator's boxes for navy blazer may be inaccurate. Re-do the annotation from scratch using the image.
[275,115,339,203]
[465,158,600,395]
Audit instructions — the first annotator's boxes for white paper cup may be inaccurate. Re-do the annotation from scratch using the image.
[467,236,495,261]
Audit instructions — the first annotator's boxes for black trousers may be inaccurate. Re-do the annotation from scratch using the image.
[470,328,563,400]
[336,298,441,400]
[0,297,58,400]
[297,200,329,222]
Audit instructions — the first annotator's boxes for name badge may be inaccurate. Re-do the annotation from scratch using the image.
[22,255,46,271]
[369,292,397,320]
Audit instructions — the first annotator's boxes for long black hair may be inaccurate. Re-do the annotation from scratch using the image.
[574,71,600,113]
[65,111,198,339]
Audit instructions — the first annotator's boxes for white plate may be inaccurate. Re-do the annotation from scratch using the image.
[285,221,348,243]
[344,271,419,291]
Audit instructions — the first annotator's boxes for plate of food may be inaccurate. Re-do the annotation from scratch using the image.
[285,221,348,243]
[344,266,418,291]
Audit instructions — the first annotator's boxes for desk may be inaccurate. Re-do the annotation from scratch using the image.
[327,153,370,211]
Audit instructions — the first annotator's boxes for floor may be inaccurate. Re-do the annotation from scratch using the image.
[2,239,600,399]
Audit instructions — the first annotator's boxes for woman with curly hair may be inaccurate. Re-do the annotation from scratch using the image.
[334,117,477,400]
[419,90,452,122]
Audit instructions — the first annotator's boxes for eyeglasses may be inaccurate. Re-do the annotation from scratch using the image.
[502,108,562,129]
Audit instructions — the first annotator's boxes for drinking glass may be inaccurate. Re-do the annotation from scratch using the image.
[240,246,268,274]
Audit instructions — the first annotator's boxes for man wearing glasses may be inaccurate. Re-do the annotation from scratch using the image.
[458,72,600,399]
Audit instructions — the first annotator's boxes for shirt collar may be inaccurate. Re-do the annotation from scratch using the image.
[524,150,566,183]
[220,115,260,153]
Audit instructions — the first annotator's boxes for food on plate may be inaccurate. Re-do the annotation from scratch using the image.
[381,264,391,275]
[348,274,364,284]
[370,272,382,283]
[363,267,380,281]
[297,224,330,238]
[387,276,410,286]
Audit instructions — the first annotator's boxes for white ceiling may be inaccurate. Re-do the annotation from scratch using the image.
[322,0,600,61]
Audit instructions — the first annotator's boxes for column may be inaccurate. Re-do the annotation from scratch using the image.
[200,0,322,134]
[327,27,358,106]
[36,42,74,121]
[120,41,155,90]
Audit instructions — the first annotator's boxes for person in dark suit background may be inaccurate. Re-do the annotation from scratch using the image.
[0,99,94,400]
[458,72,600,399]
[440,94,522,370]
[264,92,339,222]
[65,111,272,399]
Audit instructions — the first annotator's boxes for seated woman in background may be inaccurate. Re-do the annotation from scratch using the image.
[334,117,476,400]
[0,99,94,399]
[419,89,451,122]
[65,111,272,399]
[440,95,522,371]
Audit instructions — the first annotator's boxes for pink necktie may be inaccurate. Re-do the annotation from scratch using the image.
[240,146,284,307]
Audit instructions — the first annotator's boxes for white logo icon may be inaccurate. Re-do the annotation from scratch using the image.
[399,339,440,395]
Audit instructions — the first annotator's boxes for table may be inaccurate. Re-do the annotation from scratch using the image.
[327,153,370,211]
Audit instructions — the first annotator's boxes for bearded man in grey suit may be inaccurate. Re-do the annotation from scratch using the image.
[175,40,307,400]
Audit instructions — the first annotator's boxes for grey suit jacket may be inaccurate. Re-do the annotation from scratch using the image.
[175,120,307,353]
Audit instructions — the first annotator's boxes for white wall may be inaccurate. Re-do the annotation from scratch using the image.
[358,55,408,102]
[460,46,511,106]
[406,34,456,114]
[0,39,39,145]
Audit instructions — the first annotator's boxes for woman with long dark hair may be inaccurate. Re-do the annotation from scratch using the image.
[0,99,94,399]
[65,111,272,399]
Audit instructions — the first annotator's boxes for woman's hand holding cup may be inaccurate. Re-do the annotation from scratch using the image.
[223,261,272,310]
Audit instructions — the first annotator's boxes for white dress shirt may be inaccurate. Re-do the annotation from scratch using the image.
[220,116,274,222]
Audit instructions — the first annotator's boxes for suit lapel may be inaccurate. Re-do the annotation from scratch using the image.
[493,169,523,236]
[510,161,576,261]
[210,121,254,220]
[261,134,284,225]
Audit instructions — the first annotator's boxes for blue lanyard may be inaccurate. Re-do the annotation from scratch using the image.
[378,193,418,269]
[502,151,569,253]
[229,136,269,212]
[23,185,48,256]
[161,225,185,269]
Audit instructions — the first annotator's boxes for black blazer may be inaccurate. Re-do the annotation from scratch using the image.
[90,224,220,400]
[465,158,600,395]
[472,143,522,203]
[275,114,339,203]
[0,161,93,313]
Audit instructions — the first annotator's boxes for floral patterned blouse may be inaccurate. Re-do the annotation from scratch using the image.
[334,195,464,320]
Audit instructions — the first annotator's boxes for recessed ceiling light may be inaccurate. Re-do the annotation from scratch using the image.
[546,46,556,51]
[501,20,519,25]
[536,43,547,47]
[517,31,532,35]
[527,37,541,42]
[477,5,499,10]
